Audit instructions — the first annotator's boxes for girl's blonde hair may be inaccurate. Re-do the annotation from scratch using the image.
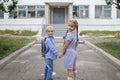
[46,26,55,32]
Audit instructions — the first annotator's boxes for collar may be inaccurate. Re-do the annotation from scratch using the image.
[68,31,75,34]
[48,36,54,39]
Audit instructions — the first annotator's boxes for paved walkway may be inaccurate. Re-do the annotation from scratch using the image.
[0,40,120,80]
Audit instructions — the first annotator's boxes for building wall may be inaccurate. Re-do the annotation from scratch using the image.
[0,18,44,31]
[73,0,120,31]
[0,0,120,31]
[0,0,45,31]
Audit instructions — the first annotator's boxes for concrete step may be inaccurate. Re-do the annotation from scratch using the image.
[41,24,67,37]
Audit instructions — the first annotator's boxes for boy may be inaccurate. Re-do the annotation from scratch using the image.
[44,26,60,80]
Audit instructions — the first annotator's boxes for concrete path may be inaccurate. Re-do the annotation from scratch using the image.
[0,41,120,80]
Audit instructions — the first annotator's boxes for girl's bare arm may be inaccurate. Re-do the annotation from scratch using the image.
[59,40,70,58]
[62,40,70,55]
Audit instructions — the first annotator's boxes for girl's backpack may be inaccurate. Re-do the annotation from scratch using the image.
[41,37,49,57]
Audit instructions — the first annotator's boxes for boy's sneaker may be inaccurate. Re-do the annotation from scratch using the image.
[52,72,56,76]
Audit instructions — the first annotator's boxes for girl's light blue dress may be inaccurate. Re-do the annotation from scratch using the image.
[64,31,77,69]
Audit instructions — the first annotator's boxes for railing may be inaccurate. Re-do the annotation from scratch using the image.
[41,24,67,37]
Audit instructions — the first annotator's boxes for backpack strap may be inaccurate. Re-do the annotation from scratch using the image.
[41,37,49,57]
[45,37,54,54]
[44,37,49,54]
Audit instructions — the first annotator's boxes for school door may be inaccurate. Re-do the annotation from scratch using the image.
[53,8,65,24]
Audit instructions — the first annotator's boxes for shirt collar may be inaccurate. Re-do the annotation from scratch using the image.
[68,31,75,34]
[48,36,54,39]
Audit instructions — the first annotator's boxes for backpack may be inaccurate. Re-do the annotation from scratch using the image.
[41,37,49,57]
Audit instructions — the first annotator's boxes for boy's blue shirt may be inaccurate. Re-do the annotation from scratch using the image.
[45,36,60,60]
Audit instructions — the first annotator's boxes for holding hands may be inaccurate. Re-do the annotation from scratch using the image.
[58,53,64,58]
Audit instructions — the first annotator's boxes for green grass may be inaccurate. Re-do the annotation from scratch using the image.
[0,30,37,36]
[80,30,120,37]
[81,30,120,60]
[95,42,120,60]
[19,30,38,36]
[0,29,14,34]
[0,37,34,60]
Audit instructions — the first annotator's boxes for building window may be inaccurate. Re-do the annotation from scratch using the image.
[73,6,79,18]
[79,6,89,18]
[9,8,17,18]
[17,5,45,18]
[18,6,26,18]
[117,9,120,18]
[36,5,45,18]
[0,10,4,19]
[28,6,35,18]
[73,5,89,18]
[95,5,111,19]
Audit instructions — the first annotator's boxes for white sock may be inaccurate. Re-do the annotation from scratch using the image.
[73,70,77,80]
[68,77,73,80]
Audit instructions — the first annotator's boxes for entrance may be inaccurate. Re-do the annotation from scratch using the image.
[53,8,65,24]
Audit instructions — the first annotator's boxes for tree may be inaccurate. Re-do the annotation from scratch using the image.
[0,2,6,12]
[105,0,120,9]
[0,0,18,13]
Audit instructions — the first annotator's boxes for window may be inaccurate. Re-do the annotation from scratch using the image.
[36,5,45,18]
[28,6,35,18]
[17,5,45,18]
[73,5,89,18]
[73,6,79,18]
[79,6,89,18]
[95,5,111,18]
[18,6,26,18]
[117,9,120,18]
[0,10,4,19]
[9,8,17,18]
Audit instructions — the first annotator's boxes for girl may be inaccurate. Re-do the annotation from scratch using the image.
[59,20,78,80]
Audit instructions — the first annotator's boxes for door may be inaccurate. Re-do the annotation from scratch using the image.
[53,8,65,24]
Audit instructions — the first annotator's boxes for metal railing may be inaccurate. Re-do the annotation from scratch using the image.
[41,24,67,37]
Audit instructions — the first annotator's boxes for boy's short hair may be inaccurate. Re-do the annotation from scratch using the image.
[46,26,55,32]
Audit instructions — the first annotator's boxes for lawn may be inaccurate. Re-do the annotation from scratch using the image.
[0,30,37,36]
[80,30,120,37]
[95,42,120,60]
[81,30,120,60]
[0,37,34,60]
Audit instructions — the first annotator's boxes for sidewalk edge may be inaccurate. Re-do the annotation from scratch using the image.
[84,40,120,70]
[0,41,36,70]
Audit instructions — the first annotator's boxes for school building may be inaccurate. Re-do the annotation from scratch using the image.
[0,0,120,37]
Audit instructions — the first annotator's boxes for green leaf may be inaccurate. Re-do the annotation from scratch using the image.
[0,0,18,13]
[115,0,120,3]
[105,0,113,5]
[0,3,6,12]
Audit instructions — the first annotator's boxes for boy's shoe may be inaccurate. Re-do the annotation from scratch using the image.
[52,72,56,76]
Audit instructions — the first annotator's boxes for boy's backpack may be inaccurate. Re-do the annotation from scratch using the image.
[41,37,49,57]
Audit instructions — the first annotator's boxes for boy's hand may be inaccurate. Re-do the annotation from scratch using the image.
[59,53,64,58]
